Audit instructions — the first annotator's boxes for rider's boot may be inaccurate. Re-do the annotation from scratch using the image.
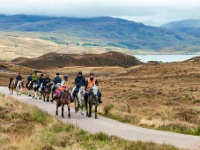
[99,97,103,103]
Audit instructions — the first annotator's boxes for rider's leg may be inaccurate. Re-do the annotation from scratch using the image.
[97,91,102,103]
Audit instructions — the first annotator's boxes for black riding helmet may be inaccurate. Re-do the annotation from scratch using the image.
[78,71,82,75]
[90,72,94,75]
[56,73,59,75]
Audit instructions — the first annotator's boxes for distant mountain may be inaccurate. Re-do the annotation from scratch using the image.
[0,14,200,52]
[161,19,200,38]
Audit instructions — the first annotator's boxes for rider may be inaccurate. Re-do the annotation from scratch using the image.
[26,73,32,88]
[15,73,22,87]
[85,72,102,103]
[52,73,62,91]
[38,74,44,90]
[43,74,51,89]
[55,75,73,101]
[32,70,40,83]
[72,71,86,99]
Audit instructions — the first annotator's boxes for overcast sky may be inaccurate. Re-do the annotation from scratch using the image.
[0,0,200,26]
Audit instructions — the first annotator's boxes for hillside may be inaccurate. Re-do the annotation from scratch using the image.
[11,51,143,69]
[161,19,200,38]
[0,14,200,52]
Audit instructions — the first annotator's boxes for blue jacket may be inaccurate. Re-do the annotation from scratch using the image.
[75,76,86,88]
[54,76,62,84]
[27,76,32,82]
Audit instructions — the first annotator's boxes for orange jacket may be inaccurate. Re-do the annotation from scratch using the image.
[87,78,96,89]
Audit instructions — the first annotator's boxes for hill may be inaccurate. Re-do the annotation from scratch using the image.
[0,14,200,52]
[161,19,200,38]
[11,51,143,69]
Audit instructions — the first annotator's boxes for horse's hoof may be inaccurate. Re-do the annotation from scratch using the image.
[95,116,98,119]
[68,115,71,118]
[88,114,92,117]
[81,112,84,115]
[62,116,64,118]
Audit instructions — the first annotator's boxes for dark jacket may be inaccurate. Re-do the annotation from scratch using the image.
[85,78,98,88]
[75,76,86,88]
[43,77,51,86]
[27,76,32,82]
[39,77,44,83]
[54,76,61,84]
[16,75,22,81]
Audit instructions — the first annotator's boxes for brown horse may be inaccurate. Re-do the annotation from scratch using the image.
[42,82,53,102]
[9,79,15,94]
[56,89,71,118]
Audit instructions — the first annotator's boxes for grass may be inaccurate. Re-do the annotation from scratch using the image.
[0,92,180,150]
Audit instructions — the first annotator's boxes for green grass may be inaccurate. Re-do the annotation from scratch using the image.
[0,94,180,150]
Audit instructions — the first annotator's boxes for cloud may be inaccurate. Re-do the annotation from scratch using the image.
[0,0,200,26]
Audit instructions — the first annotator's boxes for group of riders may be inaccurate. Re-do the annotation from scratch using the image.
[9,70,102,103]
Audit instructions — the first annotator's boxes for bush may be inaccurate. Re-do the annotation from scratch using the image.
[103,104,114,115]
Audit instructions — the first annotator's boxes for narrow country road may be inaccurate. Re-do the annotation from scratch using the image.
[0,86,199,150]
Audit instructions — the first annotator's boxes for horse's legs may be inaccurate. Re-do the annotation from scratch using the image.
[85,99,89,117]
[62,104,64,118]
[68,105,71,118]
[28,89,31,96]
[80,99,84,115]
[95,105,98,119]
[88,103,92,117]
[35,91,38,99]
[56,103,58,116]
[75,97,79,113]
[47,94,49,102]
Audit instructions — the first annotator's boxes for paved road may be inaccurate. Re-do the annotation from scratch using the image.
[0,86,199,150]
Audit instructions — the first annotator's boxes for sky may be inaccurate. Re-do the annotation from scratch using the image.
[0,0,200,26]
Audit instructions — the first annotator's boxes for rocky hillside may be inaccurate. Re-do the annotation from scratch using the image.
[11,51,143,69]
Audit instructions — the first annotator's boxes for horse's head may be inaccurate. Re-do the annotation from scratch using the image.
[80,86,86,95]
[90,84,98,96]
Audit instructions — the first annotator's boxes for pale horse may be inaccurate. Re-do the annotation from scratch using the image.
[32,82,39,99]
[72,86,86,115]
[16,80,23,95]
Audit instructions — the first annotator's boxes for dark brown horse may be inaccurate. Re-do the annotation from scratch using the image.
[56,89,71,118]
[9,79,15,94]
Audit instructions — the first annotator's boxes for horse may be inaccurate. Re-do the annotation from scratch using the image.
[41,82,53,102]
[9,80,15,94]
[38,82,43,100]
[51,83,61,101]
[32,81,39,99]
[73,86,86,115]
[85,84,99,119]
[26,81,32,96]
[56,89,71,118]
[16,80,23,95]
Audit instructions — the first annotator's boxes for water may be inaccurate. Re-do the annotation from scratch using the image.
[134,55,199,63]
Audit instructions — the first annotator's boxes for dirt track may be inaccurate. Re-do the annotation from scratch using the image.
[0,86,199,150]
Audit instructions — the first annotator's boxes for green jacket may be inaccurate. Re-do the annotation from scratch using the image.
[32,74,39,81]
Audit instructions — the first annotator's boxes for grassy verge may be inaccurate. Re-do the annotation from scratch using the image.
[0,93,180,150]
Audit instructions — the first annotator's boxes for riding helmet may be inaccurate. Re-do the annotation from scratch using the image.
[78,71,82,74]
[64,75,68,79]
[90,72,94,75]
[56,73,59,75]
